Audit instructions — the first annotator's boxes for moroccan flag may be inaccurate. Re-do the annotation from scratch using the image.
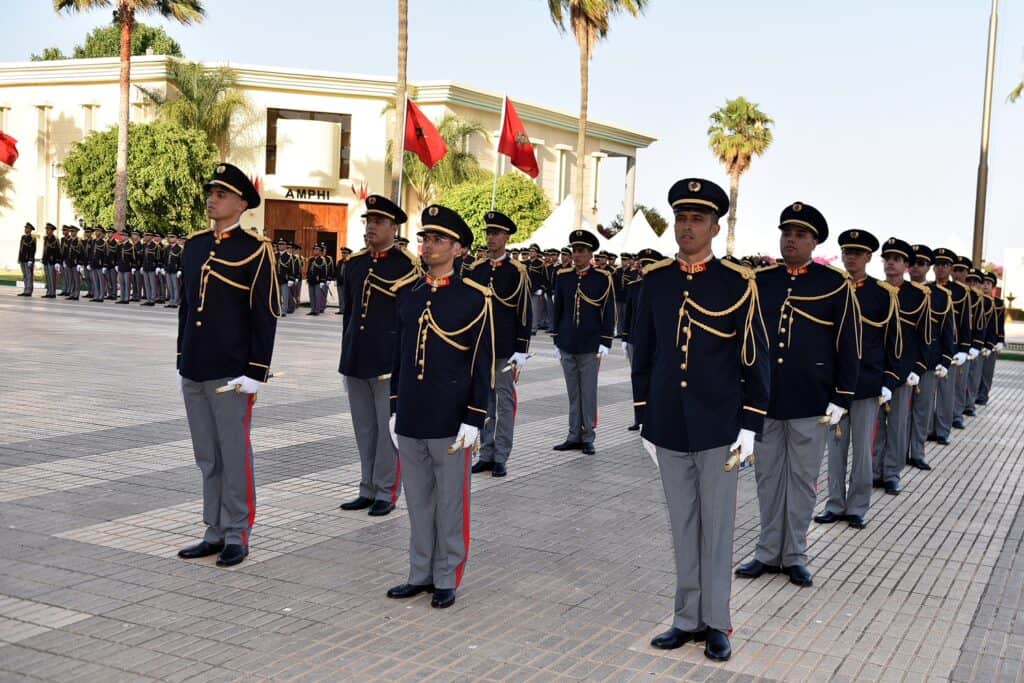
[404,99,447,168]
[498,97,539,178]
[0,131,18,167]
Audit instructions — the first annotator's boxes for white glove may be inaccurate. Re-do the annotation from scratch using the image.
[101,267,107,274]
[981,348,991,357]
[287,280,295,286]
[968,348,980,360]
[641,437,658,469]
[730,428,756,457]
[176,372,183,394]
[995,342,1004,352]
[620,340,629,352]
[825,402,846,425]
[534,289,543,296]
[320,283,327,289]
[449,423,480,453]
[953,352,968,366]
[176,272,182,279]
[55,264,61,273]
[935,365,948,379]
[221,375,265,394]
[131,268,137,274]
[553,347,561,360]
[388,414,399,449]
[509,352,530,368]
[879,386,892,405]
[597,345,610,358]
[906,372,920,387]
[28,261,35,267]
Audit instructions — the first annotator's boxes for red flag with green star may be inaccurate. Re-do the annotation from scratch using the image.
[404,99,447,169]
[498,97,539,178]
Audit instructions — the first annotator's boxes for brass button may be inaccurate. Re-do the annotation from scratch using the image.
[779,342,785,348]
[431,287,437,293]
[359,325,365,330]
[780,327,786,333]
[778,358,784,364]
[197,307,203,312]
[361,313,367,318]
[787,288,792,293]
[368,267,374,273]
[680,363,686,370]
[214,239,221,245]
[417,374,424,380]
[683,291,689,297]
[372,259,377,264]
[426,301,432,307]
[680,381,688,388]
[681,346,688,353]
[682,329,689,335]
[195,321,202,327]
[790,276,796,281]
[686,274,693,281]
[209,251,215,256]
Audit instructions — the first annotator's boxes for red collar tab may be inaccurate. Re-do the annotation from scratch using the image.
[371,250,390,258]
[425,274,451,287]
[575,268,590,276]
[855,279,866,288]
[786,265,809,276]
[678,260,708,274]
[215,230,233,241]
[490,260,504,268]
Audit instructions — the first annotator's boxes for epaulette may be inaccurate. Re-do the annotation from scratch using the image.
[642,257,674,275]
[594,267,612,277]
[825,263,851,280]
[389,271,420,293]
[465,257,486,272]
[186,228,213,241]
[463,278,492,297]
[876,280,899,294]
[909,281,931,294]
[243,228,270,242]
[719,257,755,280]
[935,284,952,296]
[510,258,527,273]
[755,263,780,273]
[399,247,420,264]
[348,247,369,260]
[557,267,574,275]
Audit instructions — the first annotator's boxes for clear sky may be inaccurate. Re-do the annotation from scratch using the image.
[5,0,1022,266]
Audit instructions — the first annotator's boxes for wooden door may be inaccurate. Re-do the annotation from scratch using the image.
[264,200,347,260]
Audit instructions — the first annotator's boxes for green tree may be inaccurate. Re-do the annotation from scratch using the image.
[54,1,205,235]
[440,173,552,247]
[62,121,217,234]
[707,96,774,255]
[0,165,13,212]
[30,46,69,61]
[547,0,648,228]
[388,113,488,207]
[137,60,250,157]
[607,203,669,236]
[31,21,182,60]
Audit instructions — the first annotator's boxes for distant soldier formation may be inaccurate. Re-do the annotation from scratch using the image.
[15,170,1009,663]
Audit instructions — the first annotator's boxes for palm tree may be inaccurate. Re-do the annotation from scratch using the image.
[137,60,250,157]
[547,0,647,228]
[391,0,408,205]
[387,114,488,208]
[707,96,774,256]
[53,1,205,234]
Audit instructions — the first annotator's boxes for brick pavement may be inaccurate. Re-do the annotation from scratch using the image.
[1,287,1022,682]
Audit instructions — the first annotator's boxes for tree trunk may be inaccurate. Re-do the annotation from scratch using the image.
[391,0,408,215]
[573,30,589,229]
[726,171,740,256]
[114,4,133,234]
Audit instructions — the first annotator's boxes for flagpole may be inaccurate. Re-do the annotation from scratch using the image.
[971,0,998,264]
[397,94,409,237]
[490,95,508,211]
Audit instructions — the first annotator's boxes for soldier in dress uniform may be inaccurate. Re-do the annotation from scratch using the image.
[115,230,138,304]
[634,178,769,662]
[65,226,84,300]
[385,204,494,609]
[41,223,60,298]
[306,243,329,316]
[612,252,627,337]
[551,229,615,456]
[544,248,559,323]
[950,257,979,423]
[80,226,95,300]
[976,271,1005,405]
[337,195,419,516]
[140,231,161,306]
[466,210,532,478]
[289,243,304,311]
[17,222,37,297]
[165,232,183,308]
[87,226,108,302]
[104,229,119,300]
[735,201,860,588]
[931,248,971,434]
[964,268,988,415]
[907,244,954,468]
[870,238,929,495]
[335,246,352,315]
[273,238,293,316]
[154,233,168,304]
[622,248,662,431]
[177,163,281,568]
[813,229,898,529]
[526,244,548,333]
[57,225,68,296]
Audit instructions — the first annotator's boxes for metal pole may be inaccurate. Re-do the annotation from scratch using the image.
[972,0,998,264]
[491,95,507,210]
[396,93,408,236]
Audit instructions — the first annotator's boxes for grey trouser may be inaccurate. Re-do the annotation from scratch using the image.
[935,365,956,437]
[479,357,516,465]
[825,397,878,518]
[615,301,626,336]
[89,268,104,299]
[344,375,400,502]
[68,267,81,298]
[656,444,737,632]
[20,262,34,294]
[954,362,970,416]
[909,370,937,462]
[531,293,546,331]
[279,284,291,314]
[967,355,984,408]
[290,281,301,311]
[118,271,132,302]
[873,384,912,485]
[307,282,319,312]
[978,353,996,404]
[560,352,599,445]
[166,272,180,305]
[396,435,471,590]
[182,378,257,547]
[84,266,93,296]
[754,416,827,567]
[106,268,117,297]
[132,271,144,300]
[44,264,56,296]
[143,270,158,303]
[60,263,69,292]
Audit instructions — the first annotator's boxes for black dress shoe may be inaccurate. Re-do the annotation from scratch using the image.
[926,432,938,442]
[491,463,507,477]
[784,564,813,587]
[339,496,374,511]
[471,460,494,474]
[963,408,976,417]
[368,500,395,516]
[581,443,595,455]
[704,628,732,661]
[177,540,224,559]
[847,515,866,529]
[813,511,843,524]
[884,481,901,495]
[872,478,884,488]
[735,559,779,579]
[975,398,988,406]
[952,418,965,429]
[936,436,950,445]
[430,588,456,608]
[386,583,434,599]
[306,311,318,316]
[908,459,932,471]
[627,424,640,431]
[115,300,129,304]
[552,441,583,451]
[650,627,706,650]
[216,544,248,567]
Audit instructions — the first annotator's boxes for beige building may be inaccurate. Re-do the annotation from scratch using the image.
[0,55,655,268]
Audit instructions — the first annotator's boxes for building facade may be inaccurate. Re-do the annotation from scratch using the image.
[0,56,655,267]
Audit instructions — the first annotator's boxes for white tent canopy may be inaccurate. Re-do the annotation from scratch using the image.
[510,196,597,250]
[603,210,666,255]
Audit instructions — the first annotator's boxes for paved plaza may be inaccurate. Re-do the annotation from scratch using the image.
[1,286,1023,682]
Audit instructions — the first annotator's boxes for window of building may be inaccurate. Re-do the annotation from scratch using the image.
[266,108,352,179]
[555,145,573,203]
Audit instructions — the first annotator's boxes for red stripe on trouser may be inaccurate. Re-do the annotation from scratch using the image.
[242,394,256,547]
[389,457,402,504]
[454,447,471,588]
[512,387,518,420]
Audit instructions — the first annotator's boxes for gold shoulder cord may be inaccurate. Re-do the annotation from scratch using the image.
[195,238,283,318]
[361,260,418,315]
[782,279,863,358]
[413,284,495,389]
[574,273,612,326]
[489,261,529,327]
[675,269,768,367]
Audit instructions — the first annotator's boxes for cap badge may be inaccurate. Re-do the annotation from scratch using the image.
[368,196,376,205]
[688,180,701,192]
[850,230,859,238]
[792,202,803,212]
[216,164,226,173]
[428,206,439,217]
[887,238,895,244]
[486,212,494,220]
